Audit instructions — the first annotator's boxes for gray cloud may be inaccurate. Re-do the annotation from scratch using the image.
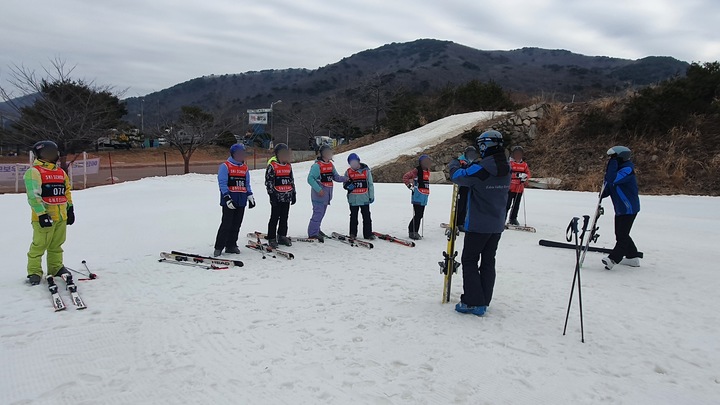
[1,0,717,96]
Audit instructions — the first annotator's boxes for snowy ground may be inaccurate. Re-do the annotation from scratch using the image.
[1,112,719,404]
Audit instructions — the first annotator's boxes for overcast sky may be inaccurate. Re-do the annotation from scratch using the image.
[1,0,718,97]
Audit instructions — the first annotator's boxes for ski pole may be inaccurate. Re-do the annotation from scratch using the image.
[563,217,581,337]
[522,192,528,227]
[81,260,98,279]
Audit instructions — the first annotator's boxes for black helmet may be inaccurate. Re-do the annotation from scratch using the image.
[476,130,504,157]
[32,140,59,163]
[607,146,631,162]
[274,143,289,156]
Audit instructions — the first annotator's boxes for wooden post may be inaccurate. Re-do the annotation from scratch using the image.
[108,152,114,184]
[164,152,168,176]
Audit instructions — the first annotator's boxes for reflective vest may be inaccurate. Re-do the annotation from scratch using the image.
[347,168,368,194]
[318,161,335,187]
[271,161,293,193]
[418,169,430,195]
[35,165,67,205]
[224,161,248,193]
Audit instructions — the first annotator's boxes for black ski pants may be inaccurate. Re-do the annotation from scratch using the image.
[461,232,502,307]
[408,204,425,233]
[267,201,291,240]
[506,191,523,221]
[349,205,373,238]
[609,214,639,263]
[214,206,246,250]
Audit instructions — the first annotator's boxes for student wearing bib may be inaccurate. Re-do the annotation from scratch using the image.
[24,141,74,286]
[265,143,296,248]
[343,153,375,240]
[402,155,432,240]
[214,144,255,256]
[306,144,347,242]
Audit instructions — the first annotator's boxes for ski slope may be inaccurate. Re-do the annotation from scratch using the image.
[1,113,719,404]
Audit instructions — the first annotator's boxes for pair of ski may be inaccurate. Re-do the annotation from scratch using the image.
[159,251,244,269]
[328,232,374,249]
[48,272,87,312]
[245,233,295,260]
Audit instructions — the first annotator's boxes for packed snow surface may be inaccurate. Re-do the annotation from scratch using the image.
[1,112,719,404]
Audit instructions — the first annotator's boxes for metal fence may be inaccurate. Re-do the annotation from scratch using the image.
[0,149,317,194]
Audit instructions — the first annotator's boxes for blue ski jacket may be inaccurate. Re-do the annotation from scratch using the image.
[218,157,253,207]
[602,159,640,216]
[449,152,511,234]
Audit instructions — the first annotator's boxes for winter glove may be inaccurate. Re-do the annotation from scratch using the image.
[518,173,528,183]
[66,205,75,226]
[369,198,374,204]
[343,181,356,191]
[291,193,297,205]
[38,214,53,228]
[223,194,236,210]
[248,195,256,209]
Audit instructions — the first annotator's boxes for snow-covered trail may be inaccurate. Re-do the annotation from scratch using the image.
[1,172,719,404]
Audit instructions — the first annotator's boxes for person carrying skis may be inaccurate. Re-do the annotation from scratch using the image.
[506,146,531,226]
[448,130,511,316]
[601,145,641,270]
[307,144,346,242]
[343,153,375,240]
[265,143,296,248]
[454,146,479,232]
[24,141,75,286]
[403,154,433,240]
[214,144,255,256]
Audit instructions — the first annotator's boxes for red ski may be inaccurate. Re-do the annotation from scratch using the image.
[372,232,415,247]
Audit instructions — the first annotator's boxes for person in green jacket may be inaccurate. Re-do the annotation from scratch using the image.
[24,141,75,285]
[343,153,375,240]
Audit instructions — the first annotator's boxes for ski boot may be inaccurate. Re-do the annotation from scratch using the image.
[409,232,422,241]
[508,218,520,226]
[365,234,376,241]
[55,267,77,293]
[602,256,617,270]
[277,236,292,247]
[225,246,241,254]
[27,274,41,286]
[213,249,223,257]
[620,257,640,267]
[455,302,487,316]
[309,234,324,243]
[268,238,279,249]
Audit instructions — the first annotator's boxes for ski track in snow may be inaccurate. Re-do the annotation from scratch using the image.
[1,112,719,404]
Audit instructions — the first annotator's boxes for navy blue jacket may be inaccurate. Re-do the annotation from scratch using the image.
[449,152,511,234]
[602,159,640,216]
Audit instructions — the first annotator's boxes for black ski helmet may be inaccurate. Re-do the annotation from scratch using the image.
[607,145,632,162]
[274,143,289,156]
[476,130,504,157]
[32,140,59,163]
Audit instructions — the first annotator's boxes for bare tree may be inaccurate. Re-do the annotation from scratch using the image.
[282,103,328,139]
[158,105,237,173]
[0,58,127,169]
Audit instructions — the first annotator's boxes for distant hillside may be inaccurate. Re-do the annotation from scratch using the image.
[121,40,687,131]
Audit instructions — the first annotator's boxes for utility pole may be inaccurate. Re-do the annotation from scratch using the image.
[270,100,282,146]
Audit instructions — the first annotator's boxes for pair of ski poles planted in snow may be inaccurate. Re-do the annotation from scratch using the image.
[562,216,593,343]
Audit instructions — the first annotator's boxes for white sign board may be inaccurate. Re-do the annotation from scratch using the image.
[70,158,101,176]
[247,108,272,114]
[0,164,30,182]
[249,113,268,125]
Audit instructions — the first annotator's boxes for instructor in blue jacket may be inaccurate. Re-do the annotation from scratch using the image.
[601,146,641,270]
[448,130,511,317]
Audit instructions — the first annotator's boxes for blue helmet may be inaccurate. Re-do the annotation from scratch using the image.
[347,153,360,164]
[230,143,246,157]
[476,130,504,157]
[607,145,632,162]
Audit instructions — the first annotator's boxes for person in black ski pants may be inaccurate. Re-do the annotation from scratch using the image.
[448,131,510,317]
[214,144,255,256]
[265,143,297,248]
[601,146,641,270]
